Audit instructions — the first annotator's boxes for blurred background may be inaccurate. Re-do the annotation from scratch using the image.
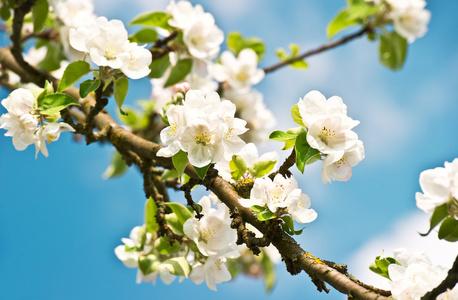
[1,0,457,299]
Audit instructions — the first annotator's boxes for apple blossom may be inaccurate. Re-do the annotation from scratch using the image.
[213,49,265,91]
[391,2,431,43]
[166,0,206,30]
[119,43,152,79]
[387,248,455,300]
[239,174,317,224]
[50,0,96,28]
[416,158,458,214]
[34,122,75,158]
[190,254,233,291]
[157,105,187,158]
[321,140,365,184]
[182,14,224,60]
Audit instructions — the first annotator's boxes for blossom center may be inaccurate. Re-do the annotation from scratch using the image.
[191,36,204,46]
[336,155,348,168]
[195,130,211,146]
[224,127,234,140]
[269,184,285,204]
[236,72,248,82]
[104,44,120,60]
[215,258,224,271]
[318,126,336,145]
[199,226,216,244]
[167,122,178,138]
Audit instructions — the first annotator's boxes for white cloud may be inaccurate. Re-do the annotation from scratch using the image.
[347,211,457,290]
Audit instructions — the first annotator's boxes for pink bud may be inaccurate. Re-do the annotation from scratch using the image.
[172,82,191,93]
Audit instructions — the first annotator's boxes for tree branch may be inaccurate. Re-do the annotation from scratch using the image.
[421,254,458,300]
[263,26,370,74]
[0,46,390,300]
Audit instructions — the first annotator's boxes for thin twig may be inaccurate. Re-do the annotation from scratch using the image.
[263,26,370,74]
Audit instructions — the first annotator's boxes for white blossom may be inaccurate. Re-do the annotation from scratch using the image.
[157,105,187,158]
[387,248,453,300]
[213,49,264,91]
[114,226,149,268]
[183,196,238,256]
[416,158,458,213]
[189,254,233,291]
[387,0,431,43]
[182,14,224,60]
[321,140,365,184]
[166,0,206,30]
[239,174,317,224]
[34,122,75,158]
[119,43,152,79]
[50,0,96,28]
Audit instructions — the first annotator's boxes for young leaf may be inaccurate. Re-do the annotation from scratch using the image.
[114,77,129,115]
[420,203,449,236]
[102,150,129,179]
[379,31,408,71]
[295,131,320,173]
[172,150,188,176]
[36,80,54,104]
[37,42,67,72]
[154,236,181,255]
[161,169,179,181]
[227,32,265,61]
[145,197,159,233]
[282,139,296,150]
[159,257,191,278]
[0,4,11,21]
[248,160,276,178]
[251,205,266,213]
[79,79,101,98]
[149,53,171,78]
[165,202,193,227]
[275,44,308,69]
[139,254,159,275]
[327,9,359,39]
[369,255,400,279]
[32,0,49,33]
[258,210,276,221]
[194,164,211,179]
[57,61,91,92]
[37,93,80,115]
[164,59,193,87]
[165,213,184,235]
[269,130,298,142]
[129,11,173,30]
[438,217,458,242]
[229,155,247,181]
[291,104,306,127]
[129,28,159,44]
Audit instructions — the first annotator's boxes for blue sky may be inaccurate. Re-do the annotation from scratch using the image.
[1,1,457,299]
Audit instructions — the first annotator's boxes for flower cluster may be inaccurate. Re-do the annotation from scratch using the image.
[0,89,74,157]
[386,0,431,43]
[297,90,365,184]
[386,248,457,300]
[239,174,318,224]
[69,16,152,79]
[416,158,458,215]
[157,90,247,167]
[115,196,240,291]
[184,196,240,290]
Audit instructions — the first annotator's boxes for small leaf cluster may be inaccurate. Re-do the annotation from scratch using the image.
[421,202,458,242]
[369,254,400,279]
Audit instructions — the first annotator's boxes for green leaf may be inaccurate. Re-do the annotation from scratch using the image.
[139,254,160,275]
[129,28,159,44]
[161,169,179,180]
[251,205,266,213]
[102,150,128,179]
[145,197,159,233]
[269,130,298,142]
[327,9,359,39]
[379,31,408,71]
[194,164,210,179]
[129,11,173,30]
[227,32,265,61]
[369,255,399,279]
[165,213,184,235]
[0,4,11,21]
[420,203,449,236]
[347,0,379,20]
[154,235,181,255]
[37,93,80,115]
[36,80,54,104]
[79,79,101,98]
[438,217,458,242]
[248,160,276,178]
[258,210,276,221]
[295,131,321,173]
[282,139,296,150]
[114,77,129,115]
[57,61,91,92]
[291,104,306,127]
[260,250,276,293]
[275,44,308,69]
[172,150,188,176]
[32,0,49,33]
[165,202,193,228]
[149,53,171,79]
[118,107,146,129]
[159,257,191,278]
[229,155,247,181]
[164,59,193,87]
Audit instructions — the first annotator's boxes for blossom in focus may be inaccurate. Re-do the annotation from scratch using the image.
[387,248,455,300]
[239,174,317,224]
[416,158,458,214]
[189,254,233,291]
[34,122,75,158]
[321,140,365,184]
[119,43,152,79]
[166,0,206,29]
[213,49,265,91]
